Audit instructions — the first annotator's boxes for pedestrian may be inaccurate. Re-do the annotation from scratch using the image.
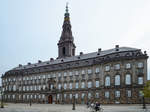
[95,102,99,111]
[30,100,32,106]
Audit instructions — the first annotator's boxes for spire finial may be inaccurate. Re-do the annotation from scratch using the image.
[66,2,69,13]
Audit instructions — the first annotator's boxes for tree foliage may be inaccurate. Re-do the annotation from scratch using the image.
[143,80,150,98]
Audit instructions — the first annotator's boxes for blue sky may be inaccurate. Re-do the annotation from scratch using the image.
[0,0,150,85]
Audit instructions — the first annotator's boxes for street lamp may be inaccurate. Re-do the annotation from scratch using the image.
[72,95,75,110]
[141,92,146,109]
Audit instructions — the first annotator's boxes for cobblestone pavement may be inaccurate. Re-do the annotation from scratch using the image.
[0,103,150,112]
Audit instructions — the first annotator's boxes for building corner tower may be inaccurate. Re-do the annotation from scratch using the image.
[57,4,76,58]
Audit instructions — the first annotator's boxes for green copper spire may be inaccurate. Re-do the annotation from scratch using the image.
[65,2,69,17]
[58,3,76,58]
[66,2,69,13]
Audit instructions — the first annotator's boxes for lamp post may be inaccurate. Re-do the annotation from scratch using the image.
[141,92,146,109]
[72,95,75,110]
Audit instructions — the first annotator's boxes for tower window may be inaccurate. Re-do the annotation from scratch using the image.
[63,47,66,55]
[72,49,75,56]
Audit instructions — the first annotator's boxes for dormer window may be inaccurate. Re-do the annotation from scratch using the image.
[105,65,110,71]
[126,63,131,69]
[95,68,100,73]
[138,62,143,68]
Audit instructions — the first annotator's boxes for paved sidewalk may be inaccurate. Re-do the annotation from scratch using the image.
[0,103,150,112]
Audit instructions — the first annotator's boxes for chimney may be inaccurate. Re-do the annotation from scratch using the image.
[19,64,22,67]
[115,45,119,51]
[80,52,83,56]
[50,58,54,62]
[98,48,101,53]
[28,62,31,65]
[38,60,42,63]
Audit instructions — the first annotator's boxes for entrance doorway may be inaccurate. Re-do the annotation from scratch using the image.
[48,95,53,104]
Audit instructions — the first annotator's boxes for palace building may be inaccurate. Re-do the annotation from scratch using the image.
[1,5,149,104]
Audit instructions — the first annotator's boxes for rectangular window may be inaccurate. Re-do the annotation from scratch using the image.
[38,94,41,99]
[95,92,99,98]
[96,81,100,88]
[75,82,79,89]
[114,64,120,70]
[64,83,67,89]
[42,94,45,99]
[105,91,110,98]
[75,93,78,99]
[88,81,92,88]
[81,70,85,74]
[30,86,32,91]
[34,95,37,99]
[58,73,61,77]
[27,95,29,99]
[58,84,61,90]
[48,74,51,78]
[88,93,92,99]
[95,67,100,73]
[138,77,143,84]
[69,72,73,76]
[64,94,67,99]
[57,94,60,99]
[30,95,33,99]
[43,85,46,90]
[19,95,21,100]
[81,82,85,88]
[88,69,92,74]
[52,74,56,78]
[138,62,143,68]
[75,71,79,75]
[69,83,72,89]
[64,72,67,77]
[127,90,131,97]
[50,84,53,90]
[81,93,85,99]
[139,91,143,97]
[23,86,25,91]
[27,86,29,91]
[115,91,120,98]
[125,74,131,85]
[12,94,15,99]
[105,66,110,71]
[39,85,41,90]
[126,63,131,69]
[70,94,72,99]
[43,75,46,79]
[23,95,25,99]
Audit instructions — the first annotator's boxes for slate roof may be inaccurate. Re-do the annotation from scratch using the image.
[12,47,140,70]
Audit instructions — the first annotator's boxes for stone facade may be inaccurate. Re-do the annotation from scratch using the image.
[1,5,149,104]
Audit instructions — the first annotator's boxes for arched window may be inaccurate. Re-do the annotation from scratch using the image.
[105,76,110,86]
[125,74,131,85]
[115,75,120,85]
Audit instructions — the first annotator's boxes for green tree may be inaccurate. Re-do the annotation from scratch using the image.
[143,80,150,98]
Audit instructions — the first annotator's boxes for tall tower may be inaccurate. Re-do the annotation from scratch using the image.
[57,4,76,58]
